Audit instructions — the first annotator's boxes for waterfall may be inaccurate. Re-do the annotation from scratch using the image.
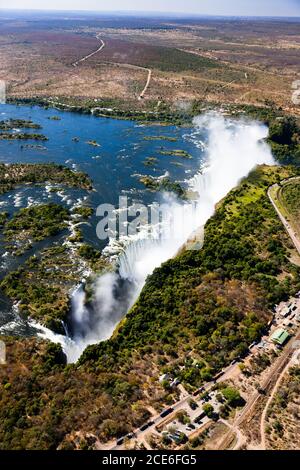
[39,113,275,363]
[70,285,90,337]
[115,112,274,291]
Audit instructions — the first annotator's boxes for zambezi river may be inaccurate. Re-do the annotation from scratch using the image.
[0,103,206,341]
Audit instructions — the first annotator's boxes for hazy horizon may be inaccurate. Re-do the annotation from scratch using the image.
[0,0,299,18]
[1,10,300,19]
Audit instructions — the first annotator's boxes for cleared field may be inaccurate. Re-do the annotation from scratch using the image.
[88,37,219,72]
[0,12,299,114]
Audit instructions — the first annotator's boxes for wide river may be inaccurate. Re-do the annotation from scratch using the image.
[0,103,206,338]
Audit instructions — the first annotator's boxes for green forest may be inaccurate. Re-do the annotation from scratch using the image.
[2,164,300,449]
[81,165,300,384]
[1,160,300,449]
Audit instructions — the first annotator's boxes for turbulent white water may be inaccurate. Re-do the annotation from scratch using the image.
[63,274,134,363]
[36,113,274,362]
[115,113,274,289]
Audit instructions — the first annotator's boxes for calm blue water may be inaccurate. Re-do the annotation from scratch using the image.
[0,103,206,246]
[0,103,206,334]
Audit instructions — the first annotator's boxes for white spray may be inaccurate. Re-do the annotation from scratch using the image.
[117,113,274,289]
[64,273,131,363]
[37,113,275,362]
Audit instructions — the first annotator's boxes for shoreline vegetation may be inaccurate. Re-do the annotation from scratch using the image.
[4,203,70,256]
[0,244,89,333]
[0,12,299,449]
[0,233,106,334]
[6,97,300,166]
[0,119,42,130]
[0,162,97,332]
[0,103,299,449]
[143,136,178,142]
[1,165,300,449]
[158,149,192,159]
[0,118,47,141]
[0,132,48,141]
[0,163,93,195]
[139,175,187,199]
[79,165,300,396]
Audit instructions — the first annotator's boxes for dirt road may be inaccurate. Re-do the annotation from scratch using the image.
[72,34,105,67]
[95,61,152,100]
[138,68,152,100]
[71,33,151,98]
[216,327,300,450]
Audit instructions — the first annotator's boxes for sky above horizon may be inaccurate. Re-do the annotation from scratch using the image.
[0,0,299,17]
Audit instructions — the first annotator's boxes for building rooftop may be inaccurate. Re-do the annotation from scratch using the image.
[270,328,290,345]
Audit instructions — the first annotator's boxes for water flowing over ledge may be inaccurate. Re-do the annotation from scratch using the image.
[36,113,275,362]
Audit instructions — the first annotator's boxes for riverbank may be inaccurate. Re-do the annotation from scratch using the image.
[7,97,300,166]
[80,165,300,380]
[0,163,99,333]
[7,97,191,126]
[2,164,300,450]
[0,163,93,195]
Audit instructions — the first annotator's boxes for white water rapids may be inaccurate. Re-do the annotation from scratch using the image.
[34,113,275,362]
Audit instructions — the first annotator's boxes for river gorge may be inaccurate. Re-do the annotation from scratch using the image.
[0,103,274,362]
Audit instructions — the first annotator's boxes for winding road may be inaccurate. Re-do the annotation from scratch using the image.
[95,177,300,451]
[72,34,105,67]
[138,68,152,100]
[71,33,152,99]
[93,60,152,100]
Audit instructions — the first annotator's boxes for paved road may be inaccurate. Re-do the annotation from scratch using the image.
[268,178,300,256]
[100,177,300,451]
[107,360,242,450]
[110,394,192,450]
[72,34,105,67]
[216,326,300,450]
[219,418,247,450]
